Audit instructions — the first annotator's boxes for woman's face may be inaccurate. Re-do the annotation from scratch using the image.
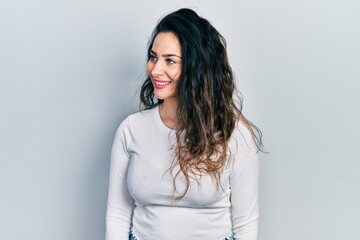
[147,32,182,101]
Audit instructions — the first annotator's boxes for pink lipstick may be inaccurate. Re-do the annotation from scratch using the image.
[153,80,171,89]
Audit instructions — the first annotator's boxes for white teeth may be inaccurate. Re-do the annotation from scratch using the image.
[155,81,170,85]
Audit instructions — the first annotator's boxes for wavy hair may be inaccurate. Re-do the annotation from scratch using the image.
[140,8,262,199]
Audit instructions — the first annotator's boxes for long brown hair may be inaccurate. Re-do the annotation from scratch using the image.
[140,8,262,199]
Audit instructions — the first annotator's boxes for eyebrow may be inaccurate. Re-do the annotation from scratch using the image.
[150,50,182,58]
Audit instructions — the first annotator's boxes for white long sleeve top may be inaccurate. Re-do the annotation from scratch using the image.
[106,106,259,240]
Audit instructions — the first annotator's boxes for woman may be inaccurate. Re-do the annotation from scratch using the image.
[106,8,262,240]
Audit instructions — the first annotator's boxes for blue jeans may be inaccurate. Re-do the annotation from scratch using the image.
[129,231,235,240]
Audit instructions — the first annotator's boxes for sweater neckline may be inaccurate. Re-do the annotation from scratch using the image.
[154,105,176,133]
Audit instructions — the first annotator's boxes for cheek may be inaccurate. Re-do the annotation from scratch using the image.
[171,67,181,81]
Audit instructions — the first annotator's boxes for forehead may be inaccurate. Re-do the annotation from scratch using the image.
[152,32,182,55]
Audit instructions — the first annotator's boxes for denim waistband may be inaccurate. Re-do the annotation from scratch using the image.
[129,230,235,240]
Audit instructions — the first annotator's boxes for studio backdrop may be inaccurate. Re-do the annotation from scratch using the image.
[1,0,359,240]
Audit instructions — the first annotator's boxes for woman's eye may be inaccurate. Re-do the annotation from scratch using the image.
[167,59,175,64]
[149,55,157,62]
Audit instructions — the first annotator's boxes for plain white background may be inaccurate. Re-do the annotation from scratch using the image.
[1,0,359,239]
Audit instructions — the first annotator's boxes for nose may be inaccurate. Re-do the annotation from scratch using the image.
[150,60,164,77]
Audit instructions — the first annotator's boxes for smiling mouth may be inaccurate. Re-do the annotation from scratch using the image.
[154,81,171,89]
[155,81,171,85]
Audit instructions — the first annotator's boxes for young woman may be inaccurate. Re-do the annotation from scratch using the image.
[106,8,262,240]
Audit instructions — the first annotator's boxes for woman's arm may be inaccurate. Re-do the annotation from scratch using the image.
[106,117,134,240]
[230,124,260,240]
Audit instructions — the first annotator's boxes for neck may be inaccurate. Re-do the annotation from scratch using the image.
[159,98,179,130]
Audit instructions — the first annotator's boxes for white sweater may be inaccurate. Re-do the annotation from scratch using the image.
[106,106,259,240]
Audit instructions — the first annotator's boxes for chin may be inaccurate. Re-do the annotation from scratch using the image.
[154,91,174,101]
[154,95,167,101]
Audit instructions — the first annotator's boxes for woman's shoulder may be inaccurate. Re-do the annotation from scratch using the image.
[116,107,158,131]
[233,119,253,139]
[126,107,157,123]
[230,119,258,153]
